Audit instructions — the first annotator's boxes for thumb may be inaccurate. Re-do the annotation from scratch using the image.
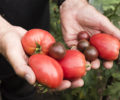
[7,49,36,84]
[99,15,120,39]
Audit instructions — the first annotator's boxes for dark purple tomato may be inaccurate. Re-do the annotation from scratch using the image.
[84,46,98,61]
[78,31,90,40]
[77,39,90,51]
[49,42,66,60]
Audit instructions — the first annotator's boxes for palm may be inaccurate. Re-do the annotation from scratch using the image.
[1,26,36,84]
[59,0,120,89]
[60,4,120,47]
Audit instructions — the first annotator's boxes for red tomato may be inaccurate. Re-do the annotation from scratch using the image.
[59,50,86,80]
[22,29,55,55]
[29,54,63,88]
[90,33,120,60]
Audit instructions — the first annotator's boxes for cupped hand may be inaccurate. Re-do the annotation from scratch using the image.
[0,26,36,84]
[0,25,84,90]
[60,0,120,70]
[60,0,120,46]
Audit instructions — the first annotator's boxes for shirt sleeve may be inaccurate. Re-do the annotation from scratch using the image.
[57,0,89,7]
[57,0,65,7]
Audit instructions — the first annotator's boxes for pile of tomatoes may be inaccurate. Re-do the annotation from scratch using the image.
[21,29,120,89]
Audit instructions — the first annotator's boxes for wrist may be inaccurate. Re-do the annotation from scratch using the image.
[65,0,87,3]
[0,16,13,54]
[0,15,12,34]
[60,0,88,9]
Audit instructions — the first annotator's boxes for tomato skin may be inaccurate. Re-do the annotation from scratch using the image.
[22,29,56,55]
[48,42,66,60]
[59,50,86,80]
[78,31,90,40]
[29,54,63,88]
[90,33,120,60]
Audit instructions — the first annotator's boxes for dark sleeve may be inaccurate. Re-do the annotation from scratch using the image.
[57,0,65,7]
[58,0,89,7]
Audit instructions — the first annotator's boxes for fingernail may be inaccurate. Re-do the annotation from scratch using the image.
[25,74,31,83]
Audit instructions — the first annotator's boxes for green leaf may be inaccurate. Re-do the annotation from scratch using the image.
[104,82,120,99]
[112,73,120,81]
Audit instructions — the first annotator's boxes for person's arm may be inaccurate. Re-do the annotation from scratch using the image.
[0,15,36,84]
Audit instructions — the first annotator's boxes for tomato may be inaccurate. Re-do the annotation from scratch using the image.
[59,50,86,80]
[29,54,63,88]
[48,42,66,60]
[78,31,90,40]
[77,39,90,51]
[90,33,120,60]
[84,46,98,61]
[22,29,55,55]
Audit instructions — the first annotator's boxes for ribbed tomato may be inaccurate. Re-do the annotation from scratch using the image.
[22,29,55,55]
[59,50,86,80]
[90,33,120,60]
[28,54,63,88]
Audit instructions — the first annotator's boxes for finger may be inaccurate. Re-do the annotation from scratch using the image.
[71,78,84,88]
[91,58,100,69]
[103,61,113,69]
[61,23,79,47]
[66,40,78,47]
[99,15,120,40]
[6,42,36,84]
[14,26,27,37]
[60,13,84,47]
[83,27,101,37]
[55,80,71,91]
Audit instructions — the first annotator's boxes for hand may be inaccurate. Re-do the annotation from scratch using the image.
[0,17,85,91]
[0,25,36,84]
[60,0,120,46]
[0,25,84,91]
[0,16,84,91]
[60,0,120,70]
